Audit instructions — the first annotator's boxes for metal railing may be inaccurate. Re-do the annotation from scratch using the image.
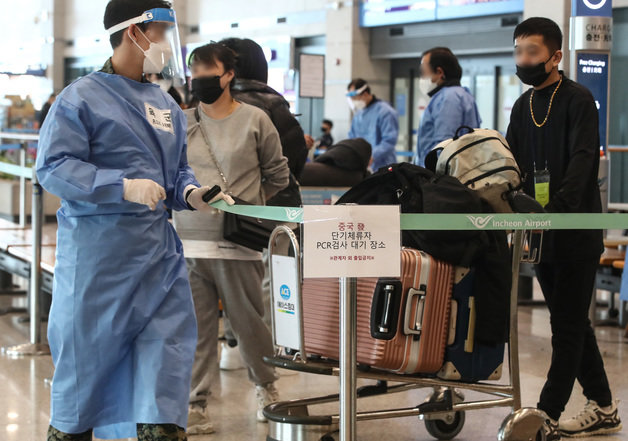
[0,131,49,356]
[0,132,38,228]
[608,145,628,212]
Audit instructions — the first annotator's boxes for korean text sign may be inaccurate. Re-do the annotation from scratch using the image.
[303,205,401,278]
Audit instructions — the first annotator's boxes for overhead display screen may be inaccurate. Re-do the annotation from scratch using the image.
[360,1,436,27]
[360,0,523,27]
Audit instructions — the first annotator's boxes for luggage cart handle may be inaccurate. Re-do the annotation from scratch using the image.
[268,225,307,362]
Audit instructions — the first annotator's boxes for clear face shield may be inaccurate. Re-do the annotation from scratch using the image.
[106,8,186,86]
[346,84,368,112]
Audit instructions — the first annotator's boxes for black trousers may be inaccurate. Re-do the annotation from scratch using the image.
[535,260,612,420]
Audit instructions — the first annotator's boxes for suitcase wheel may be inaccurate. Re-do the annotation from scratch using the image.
[424,411,465,441]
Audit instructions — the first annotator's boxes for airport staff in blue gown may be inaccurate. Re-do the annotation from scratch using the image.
[36,2,232,440]
[415,47,482,167]
[347,79,399,171]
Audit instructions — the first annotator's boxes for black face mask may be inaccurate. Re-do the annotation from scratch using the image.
[321,127,327,133]
[191,75,225,104]
[516,53,555,87]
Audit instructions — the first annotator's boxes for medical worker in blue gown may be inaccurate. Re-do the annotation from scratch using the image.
[36,1,233,440]
[347,78,399,171]
[415,47,481,167]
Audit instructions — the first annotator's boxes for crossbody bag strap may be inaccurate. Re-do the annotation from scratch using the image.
[195,107,230,193]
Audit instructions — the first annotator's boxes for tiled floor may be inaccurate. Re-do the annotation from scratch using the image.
[0,296,627,441]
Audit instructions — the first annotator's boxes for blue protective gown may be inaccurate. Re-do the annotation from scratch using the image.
[348,99,399,171]
[36,71,200,439]
[415,86,482,166]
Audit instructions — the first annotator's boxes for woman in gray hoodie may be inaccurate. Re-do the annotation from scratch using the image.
[173,43,289,435]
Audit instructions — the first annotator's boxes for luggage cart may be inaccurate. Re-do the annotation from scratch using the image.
[264,224,548,441]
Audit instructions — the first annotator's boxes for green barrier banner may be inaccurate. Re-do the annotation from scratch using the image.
[210,201,628,231]
[211,200,304,222]
[400,213,628,231]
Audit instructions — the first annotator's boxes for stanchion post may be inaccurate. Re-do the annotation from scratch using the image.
[509,230,525,411]
[29,180,43,345]
[339,276,358,441]
[3,173,50,356]
[19,141,27,228]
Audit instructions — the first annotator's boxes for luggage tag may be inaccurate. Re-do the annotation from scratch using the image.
[534,168,550,208]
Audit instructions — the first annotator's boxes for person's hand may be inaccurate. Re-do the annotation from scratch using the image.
[186,186,235,212]
[123,178,166,211]
[304,134,315,150]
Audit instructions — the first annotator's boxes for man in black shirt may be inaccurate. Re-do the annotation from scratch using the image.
[318,119,334,149]
[506,17,621,440]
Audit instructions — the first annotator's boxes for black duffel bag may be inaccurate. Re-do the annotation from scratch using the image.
[336,162,488,267]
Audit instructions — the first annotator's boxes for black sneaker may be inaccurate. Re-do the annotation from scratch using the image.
[559,400,622,438]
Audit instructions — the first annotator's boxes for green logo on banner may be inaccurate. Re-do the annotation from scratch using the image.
[467,215,494,229]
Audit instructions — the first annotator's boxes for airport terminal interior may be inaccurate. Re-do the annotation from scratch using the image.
[1,0,628,440]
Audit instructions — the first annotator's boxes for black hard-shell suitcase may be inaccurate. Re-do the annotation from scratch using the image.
[437,267,505,382]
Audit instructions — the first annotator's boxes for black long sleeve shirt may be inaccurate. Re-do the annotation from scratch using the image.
[506,73,604,263]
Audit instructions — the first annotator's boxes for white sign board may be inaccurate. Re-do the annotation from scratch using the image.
[299,54,325,98]
[303,205,401,278]
[271,255,301,350]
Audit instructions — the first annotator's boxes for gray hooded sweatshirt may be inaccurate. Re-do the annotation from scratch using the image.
[174,102,289,259]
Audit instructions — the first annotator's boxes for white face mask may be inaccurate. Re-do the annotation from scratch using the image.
[130,28,173,74]
[353,100,366,112]
[418,77,438,96]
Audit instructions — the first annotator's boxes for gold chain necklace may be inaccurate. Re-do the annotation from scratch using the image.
[529,75,563,128]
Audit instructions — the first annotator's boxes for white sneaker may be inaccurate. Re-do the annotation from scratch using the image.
[256,383,280,422]
[187,405,215,435]
[559,400,622,437]
[219,341,245,371]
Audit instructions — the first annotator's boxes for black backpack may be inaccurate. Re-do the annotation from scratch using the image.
[336,163,488,266]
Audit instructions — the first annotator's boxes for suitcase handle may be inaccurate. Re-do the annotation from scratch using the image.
[403,286,427,336]
[464,296,476,353]
[379,284,395,333]
[370,280,402,340]
[447,299,458,346]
